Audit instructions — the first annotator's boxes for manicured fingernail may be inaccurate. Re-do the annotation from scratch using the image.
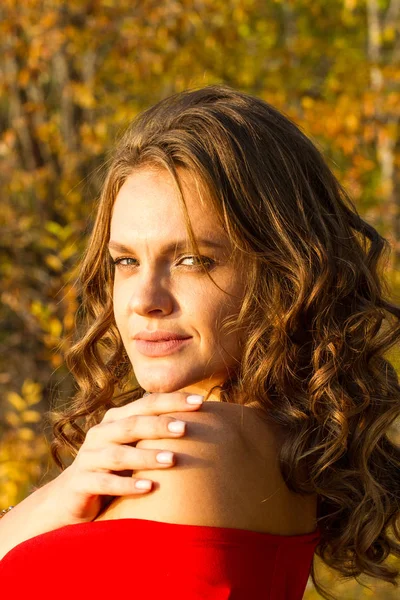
[168,420,185,433]
[186,395,204,404]
[135,480,152,490]
[156,451,174,464]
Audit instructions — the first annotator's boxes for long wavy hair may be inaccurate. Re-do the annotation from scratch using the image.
[50,84,400,599]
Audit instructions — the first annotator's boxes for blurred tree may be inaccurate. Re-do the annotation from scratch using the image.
[0,0,399,596]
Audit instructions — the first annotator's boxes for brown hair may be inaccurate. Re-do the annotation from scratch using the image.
[50,84,400,599]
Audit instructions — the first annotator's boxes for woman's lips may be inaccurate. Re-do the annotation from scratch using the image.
[133,337,192,357]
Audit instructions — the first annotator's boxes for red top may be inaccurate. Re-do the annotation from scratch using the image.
[0,518,320,599]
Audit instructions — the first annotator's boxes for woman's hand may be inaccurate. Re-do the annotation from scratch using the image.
[45,392,204,525]
[0,392,204,559]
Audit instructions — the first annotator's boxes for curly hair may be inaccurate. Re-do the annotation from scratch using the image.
[50,84,400,599]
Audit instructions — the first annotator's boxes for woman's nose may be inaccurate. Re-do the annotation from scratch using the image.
[127,270,174,316]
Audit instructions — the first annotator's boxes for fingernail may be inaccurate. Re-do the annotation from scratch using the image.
[168,420,185,433]
[156,451,174,464]
[186,395,204,404]
[135,480,152,490]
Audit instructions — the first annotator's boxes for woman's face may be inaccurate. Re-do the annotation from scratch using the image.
[109,166,246,398]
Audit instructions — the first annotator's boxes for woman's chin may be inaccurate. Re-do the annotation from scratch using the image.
[135,373,200,395]
[133,364,224,397]
[133,366,205,393]
[137,381,224,402]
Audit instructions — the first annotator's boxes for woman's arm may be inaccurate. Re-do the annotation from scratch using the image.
[0,479,66,559]
[0,392,204,560]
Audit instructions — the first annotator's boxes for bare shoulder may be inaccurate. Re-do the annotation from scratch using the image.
[96,401,318,535]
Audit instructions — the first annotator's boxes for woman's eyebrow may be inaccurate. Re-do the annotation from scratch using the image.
[107,239,226,254]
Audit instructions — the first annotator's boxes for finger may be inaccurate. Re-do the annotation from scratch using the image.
[101,391,204,423]
[79,445,176,472]
[85,414,187,446]
[78,471,153,496]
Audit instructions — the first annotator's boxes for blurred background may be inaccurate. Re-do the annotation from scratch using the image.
[0,0,399,597]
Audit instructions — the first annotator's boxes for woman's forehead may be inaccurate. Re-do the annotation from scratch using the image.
[110,167,228,246]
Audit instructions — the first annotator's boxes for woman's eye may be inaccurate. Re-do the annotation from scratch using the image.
[111,255,215,270]
[179,255,214,268]
[112,257,137,268]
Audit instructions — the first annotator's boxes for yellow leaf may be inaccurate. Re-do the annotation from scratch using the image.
[345,114,359,132]
[21,380,42,406]
[301,97,314,109]
[60,244,77,261]
[40,11,58,29]
[49,317,62,338]
[5,411,21,427]
[383,26,396,42]
[45,254,64,272]
[31,300,47,318]
[22,410,41,424]
[18,428,35,441]
[71,82,95,109]
[44,221,64,238]
[42,234,58,250]
[7,392,26,411]
[18,69,30,87]
[50,354,63,368]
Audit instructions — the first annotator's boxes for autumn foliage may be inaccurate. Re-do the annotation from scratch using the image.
[1,1,399,597]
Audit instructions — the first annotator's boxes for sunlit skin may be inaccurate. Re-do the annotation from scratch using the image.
[108,167,247,401]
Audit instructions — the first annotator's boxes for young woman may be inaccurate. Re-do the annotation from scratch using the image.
[1,84,399,600]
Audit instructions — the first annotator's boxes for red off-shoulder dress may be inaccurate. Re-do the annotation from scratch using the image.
[0,517,320,599]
